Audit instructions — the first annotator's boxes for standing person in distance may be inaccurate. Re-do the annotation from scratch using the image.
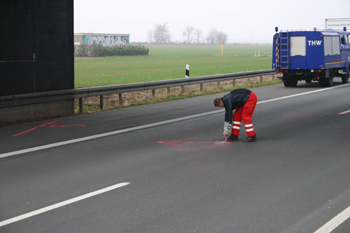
[214,88,258,142]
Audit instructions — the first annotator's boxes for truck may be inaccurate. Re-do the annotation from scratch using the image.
[272,27,350,87]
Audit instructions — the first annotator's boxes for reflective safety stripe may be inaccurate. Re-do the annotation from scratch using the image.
[245,124,253,127]
[233,126,241,130]
[233,121,241,125]
[246,128,254,132]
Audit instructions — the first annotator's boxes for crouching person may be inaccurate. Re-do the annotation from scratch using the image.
[214,88,257,142]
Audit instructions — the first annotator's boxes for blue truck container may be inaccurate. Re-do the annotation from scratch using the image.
[272,27,350,87]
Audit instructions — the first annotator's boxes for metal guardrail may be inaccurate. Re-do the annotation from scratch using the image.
[0,69,275,112]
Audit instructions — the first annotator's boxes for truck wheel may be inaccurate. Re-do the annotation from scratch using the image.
[305,78,312,84]
[326,70,334,87]
[283,81,291,87]
[289,79,298,87]
[325,77,334,87]
[341,66,349,83]
[283,80,297,87]
[320,69,334,87]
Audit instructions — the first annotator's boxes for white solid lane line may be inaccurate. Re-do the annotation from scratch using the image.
[0,182,130,228]
[1,83,350,159]
[314,205,350,233]
[257,83,350,104]
[339,109,350,115]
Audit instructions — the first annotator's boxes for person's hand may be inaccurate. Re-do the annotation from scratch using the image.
[223,122,232,137]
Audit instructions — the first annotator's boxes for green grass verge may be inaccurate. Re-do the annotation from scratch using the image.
[74,44,273,88]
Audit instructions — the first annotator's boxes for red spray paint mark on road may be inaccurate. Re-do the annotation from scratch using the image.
[283,112,338,117]
[157,137,229,147]
[157,138,215,147]
[157,137,231,153]
[12,120,61,137]
[12,120,85,137]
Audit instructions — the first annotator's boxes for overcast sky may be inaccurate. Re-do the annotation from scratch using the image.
[74,0,350,43]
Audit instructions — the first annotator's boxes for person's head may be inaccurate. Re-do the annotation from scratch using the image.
[214,98,224,107]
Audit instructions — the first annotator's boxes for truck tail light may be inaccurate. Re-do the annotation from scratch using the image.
[276,69,289,73]
[275,69,288,73]
[313,69,322,73]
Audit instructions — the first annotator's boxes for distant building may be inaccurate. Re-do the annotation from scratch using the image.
[74,33,130,47]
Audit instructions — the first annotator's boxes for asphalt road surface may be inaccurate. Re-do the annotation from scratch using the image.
[1,79,350,233]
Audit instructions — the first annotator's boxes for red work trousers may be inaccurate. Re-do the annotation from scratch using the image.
[232,92,257,137]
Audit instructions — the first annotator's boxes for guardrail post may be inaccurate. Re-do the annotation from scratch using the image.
[79,98,83,113]
[181,86,184,94]
[233,79,236,86]
[152,89,155,97]
[217,81,220,88]
[100,95,104,109]
[260,75,263,83]
[119,93,123,105]
[200,83,203,91]
[167,87,170,95]
[272,74,275,80]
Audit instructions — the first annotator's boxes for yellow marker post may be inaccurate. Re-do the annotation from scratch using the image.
[221,41,224,55]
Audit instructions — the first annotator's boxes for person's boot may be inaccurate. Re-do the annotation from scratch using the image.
[226,135,239,141]
[242,135,257,142]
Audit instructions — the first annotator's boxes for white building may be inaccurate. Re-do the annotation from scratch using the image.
[74,33,130,47]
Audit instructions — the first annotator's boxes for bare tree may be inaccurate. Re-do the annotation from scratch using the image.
[206,29,228,44]
[183,25,195,44]
[153,24,171,44]
[206,28,218,44]
[194,29,203,44]
[216,31,228,43]
[147,29,153,43]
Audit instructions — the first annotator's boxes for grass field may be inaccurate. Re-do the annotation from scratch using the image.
[74,44,273,88]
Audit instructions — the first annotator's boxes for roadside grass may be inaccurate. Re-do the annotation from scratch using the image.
[74,79,282,114]
[74,44,273,88]
[127,79,282,107]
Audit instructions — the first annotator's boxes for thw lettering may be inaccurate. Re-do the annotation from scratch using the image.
[308,40,322,46]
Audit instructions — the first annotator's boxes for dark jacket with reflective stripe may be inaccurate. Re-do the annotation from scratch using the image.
[221,88,251,124]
